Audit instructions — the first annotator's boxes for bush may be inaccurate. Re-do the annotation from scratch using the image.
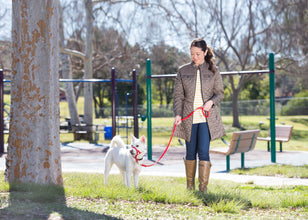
[282,90,308,115]
[152,105,173,117]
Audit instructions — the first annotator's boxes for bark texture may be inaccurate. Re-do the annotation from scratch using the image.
[6,0,62,185]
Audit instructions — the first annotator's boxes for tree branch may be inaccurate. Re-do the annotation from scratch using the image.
[59,46,85,60]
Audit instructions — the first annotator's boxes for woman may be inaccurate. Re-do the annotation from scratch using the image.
[173,38,225,193]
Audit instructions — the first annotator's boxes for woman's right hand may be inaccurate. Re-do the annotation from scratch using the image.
[174,115,182,125]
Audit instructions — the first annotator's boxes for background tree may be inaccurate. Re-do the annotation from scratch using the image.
[58,0,96,140]
[59,0,81,139]
[6,0,62,185]
[0,4,8,40]
[0,40,10,71]
[0,5,11,77]
[267,0,308,90]
[59,0,149,127]
[205,0,273,128]
[83,0,94,140]
[92,26,148,117]
[150,42,189,108]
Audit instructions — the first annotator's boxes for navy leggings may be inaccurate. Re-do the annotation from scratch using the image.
[185,122,211,161]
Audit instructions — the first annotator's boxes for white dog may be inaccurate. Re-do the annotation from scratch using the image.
[104,134,147,188]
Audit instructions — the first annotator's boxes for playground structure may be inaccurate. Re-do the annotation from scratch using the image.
[146,53,277,162]
[59,68,139,141]
[0,67,140,153]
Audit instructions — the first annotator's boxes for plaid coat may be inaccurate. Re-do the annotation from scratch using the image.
[173,62,225,142]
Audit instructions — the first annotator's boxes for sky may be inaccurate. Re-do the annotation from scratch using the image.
[0,0,11,41]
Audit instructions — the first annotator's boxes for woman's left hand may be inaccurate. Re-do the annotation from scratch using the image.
[203,100,214,112]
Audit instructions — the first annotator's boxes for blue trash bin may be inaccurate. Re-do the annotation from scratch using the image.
[104,126,112,140]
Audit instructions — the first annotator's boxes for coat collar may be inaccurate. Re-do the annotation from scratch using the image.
[190,61,209,70]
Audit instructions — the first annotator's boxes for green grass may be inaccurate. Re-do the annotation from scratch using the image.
[0,170,307,219]
[230,164,308,178]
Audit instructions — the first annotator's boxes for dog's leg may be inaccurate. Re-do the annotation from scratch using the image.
[126,170,132,187]
[126,161,132,187]
[104,157,112,186]
[104,167,110,186]
[133,171,140,188]
[120,170,126,186]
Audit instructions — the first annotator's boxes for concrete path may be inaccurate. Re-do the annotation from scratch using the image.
[1,143,307,186]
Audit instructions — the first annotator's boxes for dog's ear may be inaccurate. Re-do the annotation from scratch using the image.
[140,135,146,143]
[131,134,135,143]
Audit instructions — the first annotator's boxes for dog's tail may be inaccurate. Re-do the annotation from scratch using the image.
[110,135,126,149]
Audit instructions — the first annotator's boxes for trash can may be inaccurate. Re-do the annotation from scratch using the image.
[104,126,112,140]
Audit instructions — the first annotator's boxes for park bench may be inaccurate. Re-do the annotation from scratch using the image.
[210,129,260,171]
[257,125,293,152]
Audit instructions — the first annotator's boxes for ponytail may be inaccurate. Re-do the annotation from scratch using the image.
[205,46,216,73]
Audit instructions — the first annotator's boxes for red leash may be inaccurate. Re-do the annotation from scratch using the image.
[140,106,209,167]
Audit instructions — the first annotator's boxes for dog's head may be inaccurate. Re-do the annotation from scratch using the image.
[130,134,147,161]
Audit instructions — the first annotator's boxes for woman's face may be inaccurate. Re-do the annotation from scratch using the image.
[190,46,206,66]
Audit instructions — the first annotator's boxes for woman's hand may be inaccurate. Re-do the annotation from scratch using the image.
[174,115,182,125]
[203,100,214,112]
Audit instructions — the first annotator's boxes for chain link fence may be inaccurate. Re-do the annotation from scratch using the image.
[127,97,308,118]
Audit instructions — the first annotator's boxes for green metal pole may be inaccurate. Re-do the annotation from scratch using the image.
[269,53,276,163]
[226,155,230,171]
[146,59,152,160]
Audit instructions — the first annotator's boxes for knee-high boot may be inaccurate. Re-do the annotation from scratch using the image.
[184,159,196,190]
[198,161,211,193]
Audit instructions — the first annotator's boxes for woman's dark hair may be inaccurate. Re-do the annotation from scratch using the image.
[190,38,216,73]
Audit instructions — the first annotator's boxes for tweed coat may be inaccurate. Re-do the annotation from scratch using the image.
[173,61,225,142]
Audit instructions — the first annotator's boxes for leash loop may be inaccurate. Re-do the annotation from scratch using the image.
[141,106,209,167]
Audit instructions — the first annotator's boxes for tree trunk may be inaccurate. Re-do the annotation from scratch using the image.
[59,1,81,140]
[83,0,94,140]
[232,89,241,128]
[61,54,83,140]
[6,0,62,185]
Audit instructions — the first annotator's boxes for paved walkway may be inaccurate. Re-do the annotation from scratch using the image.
[1,143,307,186]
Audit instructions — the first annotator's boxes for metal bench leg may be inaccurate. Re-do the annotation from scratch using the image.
[267,141,270,152]
[241,153,244,169]
[226,155,230,171]
[280,142,282,152]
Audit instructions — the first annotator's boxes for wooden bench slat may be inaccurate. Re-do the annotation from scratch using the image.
[209,147,230,155]
[257,125,293,152]
[227,131,259,154]
[210,129,260,171]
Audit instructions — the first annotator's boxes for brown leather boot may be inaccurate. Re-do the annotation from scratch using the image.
[184,158,196,190]
[198,161,211,193]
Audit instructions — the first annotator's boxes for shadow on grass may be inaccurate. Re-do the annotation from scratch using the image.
[1,182,121,220]
[193,188,253,212]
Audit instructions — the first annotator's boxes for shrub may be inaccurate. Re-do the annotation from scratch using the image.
[282,90,308,115]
